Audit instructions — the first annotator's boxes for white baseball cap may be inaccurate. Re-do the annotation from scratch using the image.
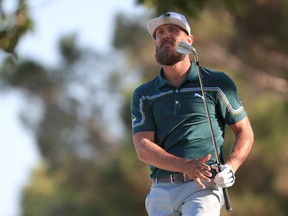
[147,12,191,39]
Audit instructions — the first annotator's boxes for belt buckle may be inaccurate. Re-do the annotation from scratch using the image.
[170,174,175,183]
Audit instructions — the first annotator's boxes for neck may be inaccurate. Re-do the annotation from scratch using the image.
[162,57,191,87]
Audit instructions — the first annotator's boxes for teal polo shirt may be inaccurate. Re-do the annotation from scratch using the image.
[131,62,246,179]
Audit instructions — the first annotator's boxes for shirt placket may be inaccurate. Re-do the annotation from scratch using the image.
[174,88,180,114]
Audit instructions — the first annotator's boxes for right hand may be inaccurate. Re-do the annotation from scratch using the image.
[183,154,212,189]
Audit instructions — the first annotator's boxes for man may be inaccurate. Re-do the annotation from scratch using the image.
[131,12,254,216]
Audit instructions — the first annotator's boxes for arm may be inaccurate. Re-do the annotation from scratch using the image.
[226,116,254,172]
[133,131,212,189]
[213,116,254,188]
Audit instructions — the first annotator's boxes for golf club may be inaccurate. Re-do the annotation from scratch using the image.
[177,41,233,212]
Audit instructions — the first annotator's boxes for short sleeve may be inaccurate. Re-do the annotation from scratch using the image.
[216,73,247,125]
[131,88,155,134]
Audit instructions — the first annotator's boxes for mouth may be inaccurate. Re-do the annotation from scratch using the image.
[160,41,175,49]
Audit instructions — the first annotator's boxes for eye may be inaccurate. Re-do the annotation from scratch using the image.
[155,29,163,38]
[170,27,178,33]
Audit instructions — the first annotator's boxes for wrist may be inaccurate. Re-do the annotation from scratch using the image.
[225,163,236,173]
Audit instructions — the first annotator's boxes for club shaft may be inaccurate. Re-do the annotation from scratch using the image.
[194,56,233,212]
[195,61,220,164]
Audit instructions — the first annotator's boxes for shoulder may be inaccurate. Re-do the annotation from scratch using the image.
[201,66,236,89]
[133,76,159,97]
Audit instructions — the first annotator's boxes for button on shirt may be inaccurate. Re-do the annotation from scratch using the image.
[131,62,246,178]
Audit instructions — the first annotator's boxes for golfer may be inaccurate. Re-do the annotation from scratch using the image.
[131,12,254,216]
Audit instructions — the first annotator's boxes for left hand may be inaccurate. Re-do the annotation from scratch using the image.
[211,164,235,188]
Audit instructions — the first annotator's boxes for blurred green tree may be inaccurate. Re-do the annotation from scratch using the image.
[0,32,149,215]
[0,0,33,54]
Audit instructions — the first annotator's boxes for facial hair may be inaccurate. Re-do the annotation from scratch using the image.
[155,42,185,66]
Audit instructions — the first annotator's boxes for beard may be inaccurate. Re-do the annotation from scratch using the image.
[155,41,185,66]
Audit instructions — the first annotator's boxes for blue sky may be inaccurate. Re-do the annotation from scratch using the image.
[0,1,148,215]
[17,0,147,65]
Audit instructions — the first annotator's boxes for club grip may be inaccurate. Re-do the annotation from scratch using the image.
[222,187,232,212]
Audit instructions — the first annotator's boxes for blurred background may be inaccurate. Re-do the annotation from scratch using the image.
[0,0,287,215]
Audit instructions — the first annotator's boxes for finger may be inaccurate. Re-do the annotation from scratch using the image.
[196,166,212,177]
[199,154,211,163]
[215,169,232,178]
[202,169,213,178]
[217,180,235,188]
[195,177,206,189]
[215,174,234,185]
[215,177,232,185]
[216,170,233,178]
[198,172,212,182]
[223,178,233,184]
[199,163,211,171]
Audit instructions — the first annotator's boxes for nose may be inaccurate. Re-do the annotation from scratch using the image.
[162,30,170,40]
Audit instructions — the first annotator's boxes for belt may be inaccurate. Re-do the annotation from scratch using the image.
[152,170,218,184]
[152,173,193,184]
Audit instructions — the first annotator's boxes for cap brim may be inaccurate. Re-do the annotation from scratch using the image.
[147,17,190,39]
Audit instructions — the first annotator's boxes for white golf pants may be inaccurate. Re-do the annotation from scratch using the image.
[145,180,224,216]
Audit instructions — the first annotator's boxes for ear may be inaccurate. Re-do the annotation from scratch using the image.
[187,35,194,45]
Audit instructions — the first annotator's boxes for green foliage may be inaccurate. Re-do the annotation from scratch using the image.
[137,0,241,17]
[232,0,288,51]
[58,34,81,63]
[21,148,149,216]
[2,60,51,93]
[0,31,150,215]
[137,0,208,16]
[0,0,33,53]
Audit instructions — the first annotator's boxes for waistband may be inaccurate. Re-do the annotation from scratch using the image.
[152,169,217,184]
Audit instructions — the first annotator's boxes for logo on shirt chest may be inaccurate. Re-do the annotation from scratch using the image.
[194,93,204,101]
